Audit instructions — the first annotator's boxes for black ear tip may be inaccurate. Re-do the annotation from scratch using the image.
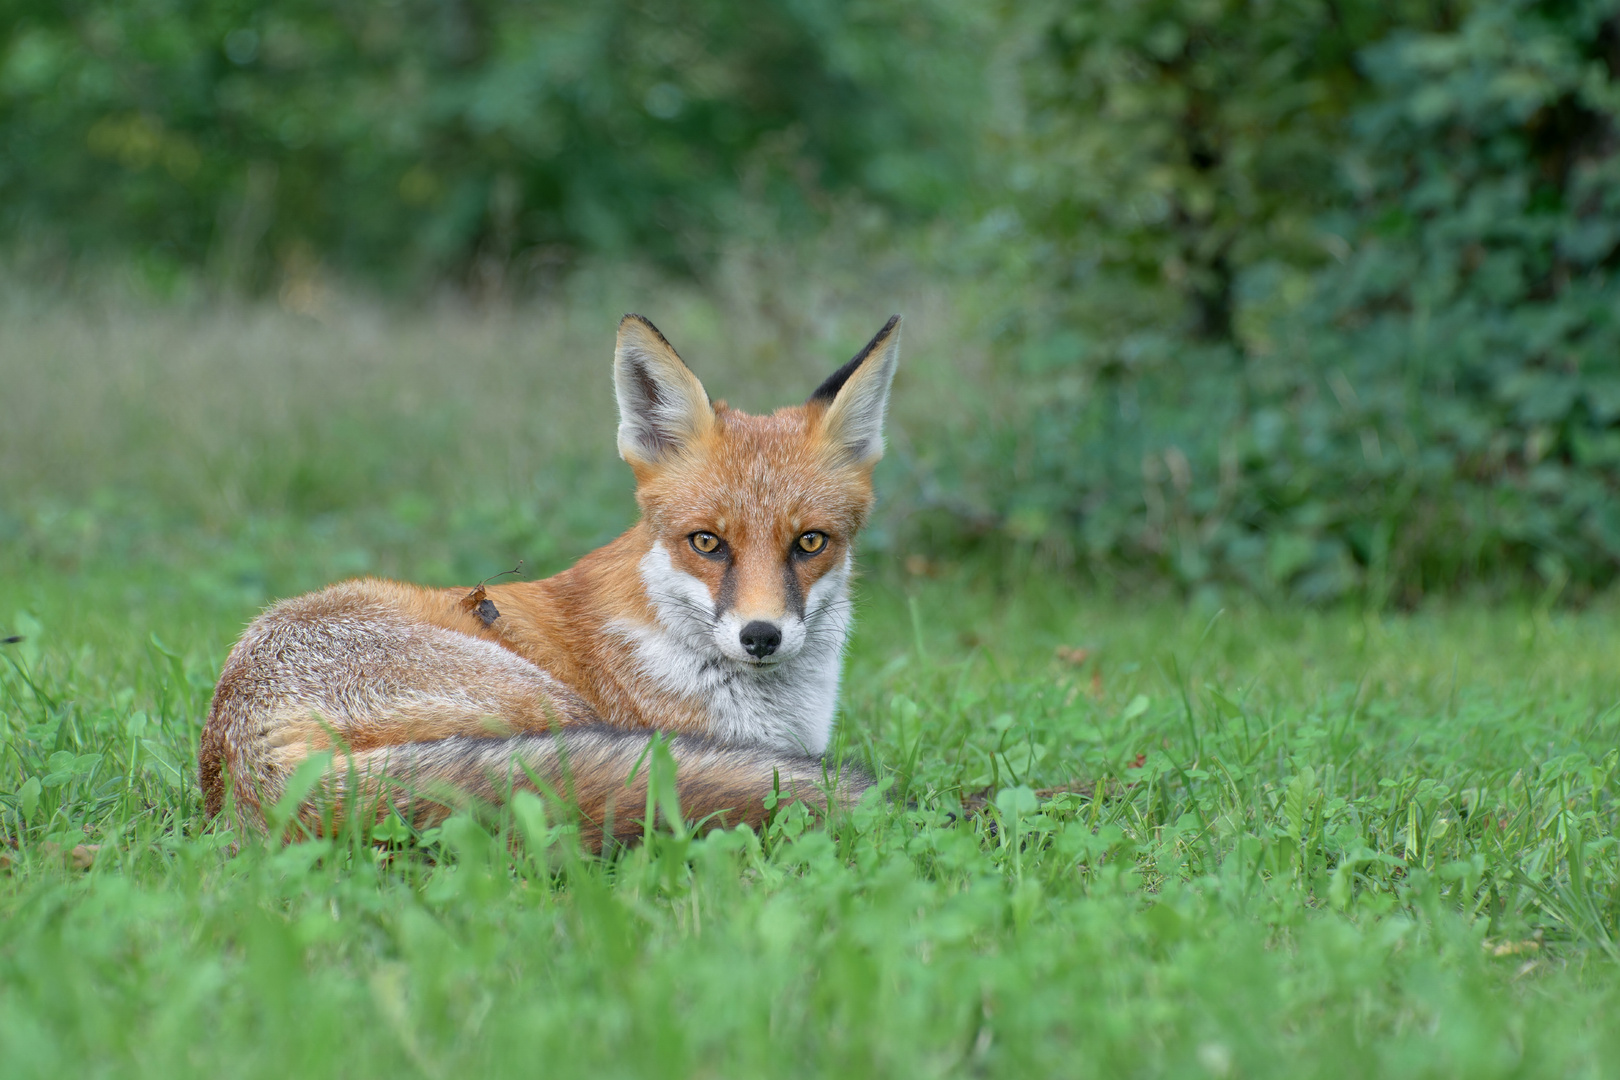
[808,316,903,404]
[617,313,679,355]
[619,312,662,333]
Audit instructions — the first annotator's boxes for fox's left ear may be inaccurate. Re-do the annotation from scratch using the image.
[809,315,901,469]
[614,314,715,468]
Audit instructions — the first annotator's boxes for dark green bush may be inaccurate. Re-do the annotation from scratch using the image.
[1010,0,1428,342]
[0,0,980,288]
[957,0,1620,602]
[8,0,1620,602]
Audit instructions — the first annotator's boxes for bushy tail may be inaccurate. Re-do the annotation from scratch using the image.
[199,720,229,819]
[291,726,871,850]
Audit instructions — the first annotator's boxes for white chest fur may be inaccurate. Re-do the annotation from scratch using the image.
[617,542,853,755]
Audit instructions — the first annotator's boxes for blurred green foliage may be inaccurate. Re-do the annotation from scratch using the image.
[951,0,1620,603]
[4,0,1620,601]
[0,0,979,287]
[1011,0,1422,340]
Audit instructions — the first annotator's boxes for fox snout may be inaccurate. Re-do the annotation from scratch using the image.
[739,620,782,659]
[718,604,799,665]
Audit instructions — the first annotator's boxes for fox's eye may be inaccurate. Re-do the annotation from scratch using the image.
[690,532,723,556]
[796,531,828,555]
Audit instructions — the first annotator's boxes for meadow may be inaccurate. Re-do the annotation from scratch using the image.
[3,288,1620,1078]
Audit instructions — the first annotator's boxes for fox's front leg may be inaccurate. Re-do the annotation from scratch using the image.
[199,579,596,828]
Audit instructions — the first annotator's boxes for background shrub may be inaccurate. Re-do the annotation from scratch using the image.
[944,0,1620,603]
[0,0,981,288]
[4,0,1619,601]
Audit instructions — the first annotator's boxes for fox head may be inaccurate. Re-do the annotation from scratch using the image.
[613,313,900,681]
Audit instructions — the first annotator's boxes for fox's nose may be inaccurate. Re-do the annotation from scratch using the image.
[739,620,782,659]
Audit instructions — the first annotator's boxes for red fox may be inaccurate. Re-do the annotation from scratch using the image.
[198,314,900,848]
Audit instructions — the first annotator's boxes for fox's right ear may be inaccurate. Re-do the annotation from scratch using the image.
[809,315,901,469]
[614,315,715,467]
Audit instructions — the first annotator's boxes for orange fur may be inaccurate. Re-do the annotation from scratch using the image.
[199,314,902,847]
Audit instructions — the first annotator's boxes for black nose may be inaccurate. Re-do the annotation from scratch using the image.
[739,620,782,659]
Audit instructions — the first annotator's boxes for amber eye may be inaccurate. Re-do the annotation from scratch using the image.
[797,531,828,555]
[690,531,723,556]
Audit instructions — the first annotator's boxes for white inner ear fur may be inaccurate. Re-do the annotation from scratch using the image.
[821,325,901,468]
[614,318,713,464]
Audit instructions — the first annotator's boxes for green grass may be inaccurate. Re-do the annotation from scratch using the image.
[3,295,1620,1077]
